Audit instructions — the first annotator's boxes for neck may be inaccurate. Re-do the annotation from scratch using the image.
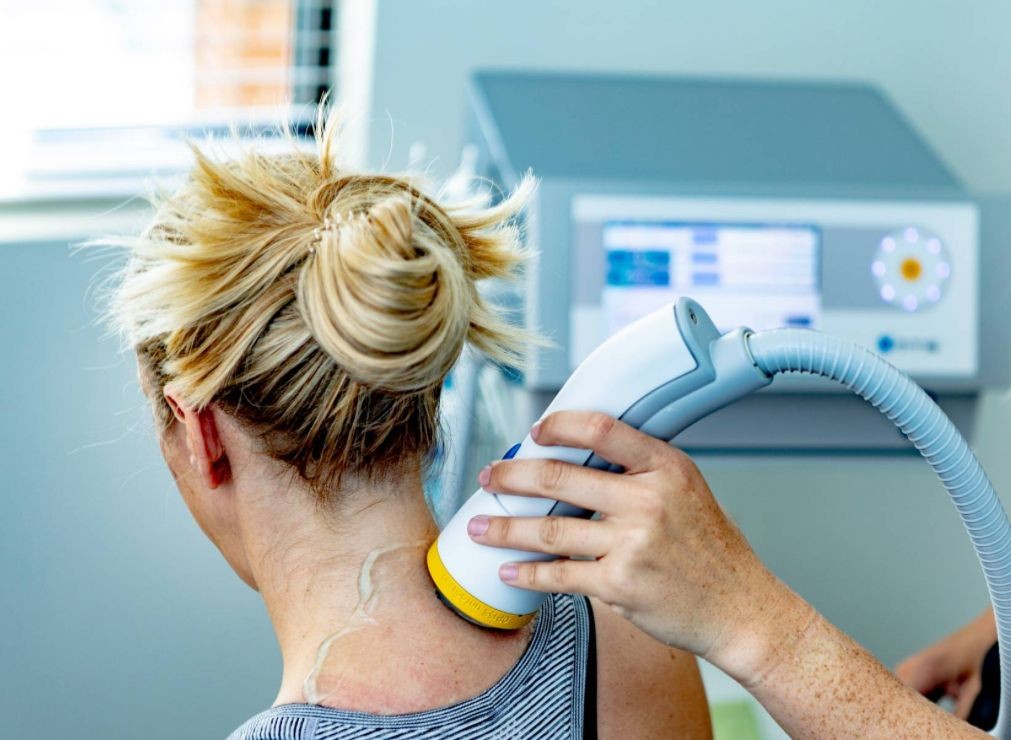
[247,473,438,701]
[241,471,532,713]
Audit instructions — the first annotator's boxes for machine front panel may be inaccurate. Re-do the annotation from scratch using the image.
[570,195,979,382]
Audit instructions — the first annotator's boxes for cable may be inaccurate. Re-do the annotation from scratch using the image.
[747,329,1011,738]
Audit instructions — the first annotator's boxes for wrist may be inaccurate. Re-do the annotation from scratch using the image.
[704,575,818,688]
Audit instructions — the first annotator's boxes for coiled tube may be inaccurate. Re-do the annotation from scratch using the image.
[747,329,1010,737]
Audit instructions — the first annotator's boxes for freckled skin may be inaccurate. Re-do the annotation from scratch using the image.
[746,605,987,739]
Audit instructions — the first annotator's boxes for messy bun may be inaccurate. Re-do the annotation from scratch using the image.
[105,107,536,494]
[300,195,468,392]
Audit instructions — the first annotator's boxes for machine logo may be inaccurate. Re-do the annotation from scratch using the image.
[877,334,940,354]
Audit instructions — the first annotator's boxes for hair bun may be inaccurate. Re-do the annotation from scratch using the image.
[297,195,472,391]
[104,104,536,493]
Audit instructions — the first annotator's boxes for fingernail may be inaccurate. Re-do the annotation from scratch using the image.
[500,563,519,582]
[530,421,542,442]
[468,515,490,537]
[478,465,492,487]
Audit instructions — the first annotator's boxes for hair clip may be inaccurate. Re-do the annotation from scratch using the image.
[309,212,346,255]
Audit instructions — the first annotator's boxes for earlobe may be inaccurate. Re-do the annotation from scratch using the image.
[208,456,231,489]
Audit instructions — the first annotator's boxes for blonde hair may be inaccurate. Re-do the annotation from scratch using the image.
[108,109,535,497]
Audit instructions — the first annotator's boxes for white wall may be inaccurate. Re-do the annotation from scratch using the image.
[366,0,1011,667]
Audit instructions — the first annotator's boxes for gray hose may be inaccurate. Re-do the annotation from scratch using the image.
[748,328,1010,737]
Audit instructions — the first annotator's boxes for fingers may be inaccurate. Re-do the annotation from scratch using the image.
[894,655,943,695]
[498,557,598,596]
[483,457,639,515]
[954,672,982,720]
[533,411,673,474]
[469,514,612,558]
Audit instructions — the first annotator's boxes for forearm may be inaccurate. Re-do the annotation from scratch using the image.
[723,587,987,739]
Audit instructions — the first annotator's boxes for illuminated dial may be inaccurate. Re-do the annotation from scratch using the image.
[871,227,950,312]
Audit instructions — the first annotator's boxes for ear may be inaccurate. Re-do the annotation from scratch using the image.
[163,386,231,490]
[164,387,188,425]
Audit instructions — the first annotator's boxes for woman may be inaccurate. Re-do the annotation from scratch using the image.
[107,112,711,739]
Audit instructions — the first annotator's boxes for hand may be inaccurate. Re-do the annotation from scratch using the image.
[467,410,805,682]
[894,608,996,719]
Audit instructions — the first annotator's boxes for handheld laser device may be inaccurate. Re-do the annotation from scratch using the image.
[427,297,1011,736]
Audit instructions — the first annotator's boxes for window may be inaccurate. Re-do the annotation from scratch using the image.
[1,0,338,199]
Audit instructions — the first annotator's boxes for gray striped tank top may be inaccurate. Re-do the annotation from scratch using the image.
[227,593,593,739]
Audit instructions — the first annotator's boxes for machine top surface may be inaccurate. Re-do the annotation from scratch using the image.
[470,71,961,196]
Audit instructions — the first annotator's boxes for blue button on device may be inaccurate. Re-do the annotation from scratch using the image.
[503,443,522,460]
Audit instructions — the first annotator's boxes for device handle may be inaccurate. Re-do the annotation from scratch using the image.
[493,303,699,518]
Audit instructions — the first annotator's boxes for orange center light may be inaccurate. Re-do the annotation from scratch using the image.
[900,258,922,281]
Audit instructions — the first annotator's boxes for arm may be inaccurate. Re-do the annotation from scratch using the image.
[468,411,989,739]
[592,597,712,739]
[722,584,984,739]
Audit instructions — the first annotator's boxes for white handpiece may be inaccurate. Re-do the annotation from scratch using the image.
[427,298,771,627]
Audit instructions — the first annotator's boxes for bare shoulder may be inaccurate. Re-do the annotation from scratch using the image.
[590,597,712,739]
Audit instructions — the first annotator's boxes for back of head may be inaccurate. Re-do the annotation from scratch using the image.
[110,109,535,497]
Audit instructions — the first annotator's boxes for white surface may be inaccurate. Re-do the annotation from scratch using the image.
[0,201,149,244]
[337,0,378,169]
[4,2,196,131]
[436,488,551,617]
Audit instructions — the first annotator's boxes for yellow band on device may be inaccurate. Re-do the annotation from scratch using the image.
[427,541,534,630]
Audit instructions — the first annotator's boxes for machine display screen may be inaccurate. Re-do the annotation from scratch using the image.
[601,220,821,337]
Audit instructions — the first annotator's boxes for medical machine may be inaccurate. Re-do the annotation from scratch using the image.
[464,72,1011,451]
[427,297,1011,736]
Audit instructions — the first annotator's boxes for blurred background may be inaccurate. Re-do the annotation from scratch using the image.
[2,1,1011,738]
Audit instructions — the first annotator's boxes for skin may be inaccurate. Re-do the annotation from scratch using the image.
[149,377,712,736]
[467,410,990,739]
[895,607,996,719]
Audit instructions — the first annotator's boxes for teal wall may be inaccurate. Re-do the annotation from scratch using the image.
[0,241,279,739]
